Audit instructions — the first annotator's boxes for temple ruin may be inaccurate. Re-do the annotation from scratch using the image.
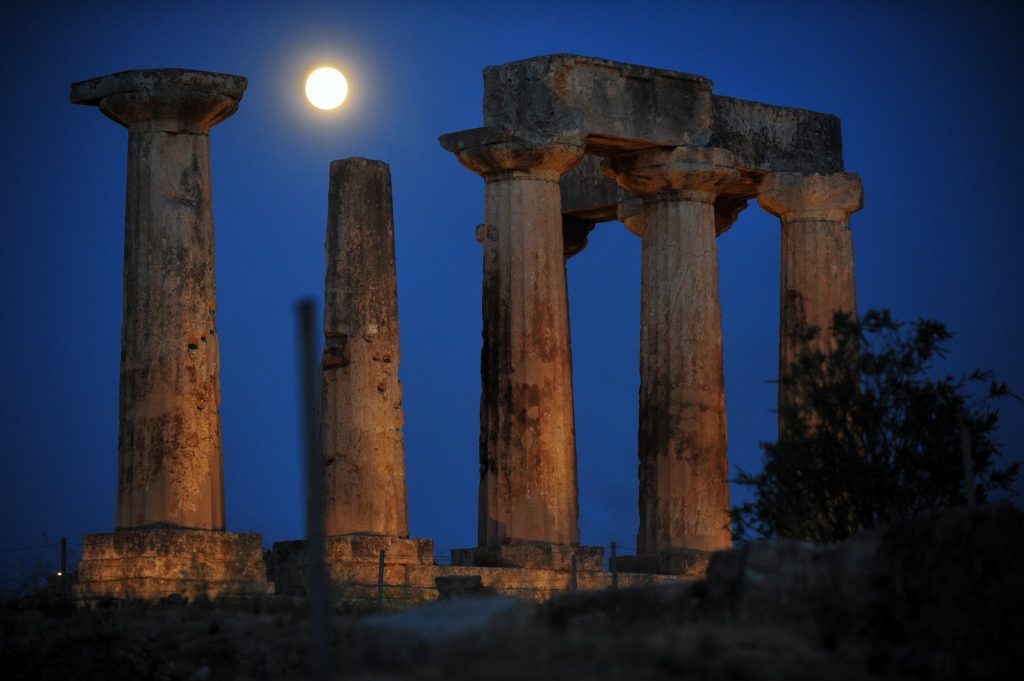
[441,54,862,576]
[70,55,861,605]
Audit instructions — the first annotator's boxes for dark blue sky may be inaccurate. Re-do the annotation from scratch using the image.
[2,1,1022,582]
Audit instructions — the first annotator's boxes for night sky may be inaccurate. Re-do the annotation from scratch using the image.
[2,1,1022,585]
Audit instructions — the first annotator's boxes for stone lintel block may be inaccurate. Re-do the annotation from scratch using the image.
[451,542,605,571]
[70,68,247,132]
[614,548,713,578]
[74,529,272,603]
[471,55,843,173]
[481,54,713,150]
[272,534,435,566]
[710,95,844,175]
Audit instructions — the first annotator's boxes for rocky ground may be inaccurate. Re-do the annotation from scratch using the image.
[2,504,1020,680]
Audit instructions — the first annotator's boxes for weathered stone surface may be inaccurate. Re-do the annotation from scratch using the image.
[473,53,846,226]
[71,69,246,134]
[482,54,713,149]
[614,548,711,578]
[435,575,487,599]
[73,529,273,603]
[710,95,844,174]
[321,158,409,537]
[272,557,679,610]
[562,157,749,236]
[443,136,584,548]
[451,542,604,570]
[270,534,434,599]
[758,172,863,415]
[71,69,246,531]
[605,146,735,555]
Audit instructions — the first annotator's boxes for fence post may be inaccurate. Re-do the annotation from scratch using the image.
[377,549,386,612]
[610,541,618,590]
[296,299,331,681]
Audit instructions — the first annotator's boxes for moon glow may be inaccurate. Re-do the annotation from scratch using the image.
[305,67,348,110]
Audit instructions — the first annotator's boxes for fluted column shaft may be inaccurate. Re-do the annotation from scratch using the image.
[71,70,247,530]
[459,142,584,546]
[758,173,863,414]
[321,158,409,537]
[606,146,737,554]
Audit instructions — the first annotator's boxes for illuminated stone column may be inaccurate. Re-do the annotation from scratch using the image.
[444,134,585,549]
[758,172,863,411]
[71,69,246,530]
[71,69,273,604]
[321,158,409,537]
[605,146,738,562]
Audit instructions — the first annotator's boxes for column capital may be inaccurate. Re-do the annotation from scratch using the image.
[758,172,863,222]
[603,146,740,203]
[71,69,247,134]
[440,127,585,181]
[459,141,584,181]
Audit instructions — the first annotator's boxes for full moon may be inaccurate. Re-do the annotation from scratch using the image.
[305,67,348,110]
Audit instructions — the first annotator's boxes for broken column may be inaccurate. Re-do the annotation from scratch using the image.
[321,158,409,537]
[271,159,433,601]
[758,173,863,413]
[439,131,603,570]
[70,69,271,602]
[604,146,738,574]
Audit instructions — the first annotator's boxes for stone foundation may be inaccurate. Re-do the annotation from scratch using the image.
[614,549,712,577]
[269,535,678,610]
[74,529,273,603]
[270,533,435,598]
[451,542,604,570]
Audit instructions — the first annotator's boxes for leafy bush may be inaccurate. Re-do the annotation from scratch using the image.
[733,309,1019,542]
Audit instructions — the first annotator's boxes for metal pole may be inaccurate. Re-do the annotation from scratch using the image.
[297,298,331,681]
[570,554,578,591]
[610,541,618,590]
[377,549,386,613]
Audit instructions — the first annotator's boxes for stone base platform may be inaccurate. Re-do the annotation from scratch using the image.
[268,536,682,610]
[270,533,435,598]
[614,548,712,577]
[73,528,274,604]
[451,542,605,570]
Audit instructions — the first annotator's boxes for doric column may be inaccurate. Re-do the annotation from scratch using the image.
[452,138,584,547]
[758,172,863,410]
[321,158,409,537]
[604,146,738,555]
[71,70,246,530]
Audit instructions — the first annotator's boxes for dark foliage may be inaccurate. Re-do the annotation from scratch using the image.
[733,309,1019,542]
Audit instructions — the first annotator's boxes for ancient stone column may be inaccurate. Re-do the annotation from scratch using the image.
[449,138,585,548]
[758,173,863,410]
[321,158,409,537]
[71,70,246,530]
[605,146,738,558]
